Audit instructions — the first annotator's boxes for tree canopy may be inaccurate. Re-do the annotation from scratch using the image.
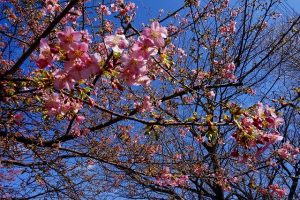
[0,0,299,199]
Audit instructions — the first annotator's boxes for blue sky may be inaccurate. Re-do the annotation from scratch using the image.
[133,0,300,12]
[287,0,300,13]
[132,0,300,23]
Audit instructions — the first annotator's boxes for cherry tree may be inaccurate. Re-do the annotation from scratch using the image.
[0,0,299,199]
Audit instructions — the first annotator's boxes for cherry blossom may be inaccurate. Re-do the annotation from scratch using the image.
[76,115,85,123]
[43,93,82,118]
[57,26,82,50]
[155,167,189,187]
[120,53,149,85]
[36,39,54,68]
[43,0,61,14]
[131,36,158,59]
[99,5,111,15]
[137,95,153,113]
[104,34,129,53]
[53,70,76,90]
[277,142,299,161]
[269,184,287,198]
[142,21,168,48]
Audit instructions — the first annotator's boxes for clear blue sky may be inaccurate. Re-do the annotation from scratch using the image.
[286,0,300,13]
[132,0,300,22]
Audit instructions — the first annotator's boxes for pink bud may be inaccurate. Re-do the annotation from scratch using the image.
[76,115,85,123]
[14,113,23,122]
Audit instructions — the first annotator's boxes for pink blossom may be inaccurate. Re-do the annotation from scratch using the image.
[63,52,100,82]
[57,26,82,49]
[80,30,92,43]
[86,53,102,74]
[44,93,82,117]
[220,21,237,35]
[196,136,205,143]
[221,0,229,8]
[120,53,149,85]
[277,148,290,159]
[264,133,283,144]
[115,27,124,35]
[229,21,236,32]
[119,2,136,16]
[104,34,129,53]
[53,70,76,90]
[223,62,237,82]
[255,102,264,117]
[67,42,89,60]
[97,42,107,54]
[269,184,287,198]
[241,117,253,127]
[155,167,188,187]
[127,2,136,10]
[76,115,85,123]
[226,62,235,71]
[231,10,239,17]
[233,102,284,150]
[44,93,64,116]
[255,133,283,157]
[68,58,101,81]
[121,54,147,73]
[82,128,90,136]
[139,96,153,112]
[230,177,240,183]
[36,38,54,68]
[264,106,284,129]
[176,175,189,186]
[277,142,299,161]
[253,102,284,129]
[99,5,111,15]
[131,36,158,59]
[110,4,118,12]
[44,0,61,14]
[180,18,189,26]
[258,188,269,195]
[65,59,88,80]
[142,21,168,48]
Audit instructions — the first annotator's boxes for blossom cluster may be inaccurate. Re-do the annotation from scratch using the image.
[155,167,189,187]
[219,21,236,35]
[134,95,154,113]
[212,60,237,82]
[277,142,299,161]
[223,62,237,82]
[258,184,287,198]
[42,0,82,23]
[36,20,168,89]
[232,102,284,150]
[37,27,101,90]
[269,184,287,198]
[43,0,61,14]
[104,21,168,86]
[98,1,136,16]
[43,93,82,118]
